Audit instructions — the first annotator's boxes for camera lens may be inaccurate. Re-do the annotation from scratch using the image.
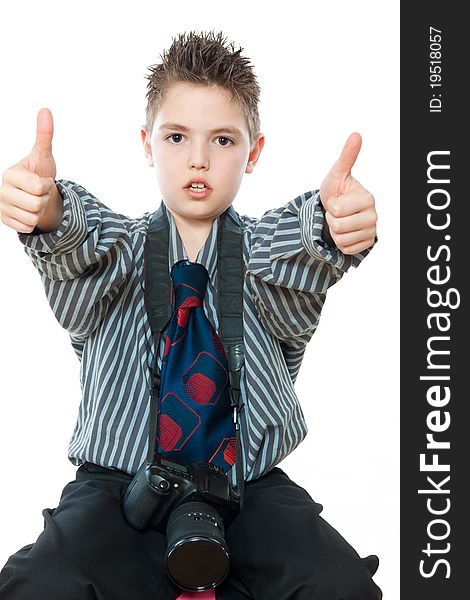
[165,501,229,591]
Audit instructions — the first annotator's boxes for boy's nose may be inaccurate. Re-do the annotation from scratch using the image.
[188,146,209,169]
[189,157,209,169]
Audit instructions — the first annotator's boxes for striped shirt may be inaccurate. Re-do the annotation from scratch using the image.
[18,180,371,483]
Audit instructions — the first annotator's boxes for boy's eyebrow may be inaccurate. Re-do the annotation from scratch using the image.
[158,122,243,137]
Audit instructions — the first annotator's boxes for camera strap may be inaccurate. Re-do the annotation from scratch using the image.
[143,203,246,507]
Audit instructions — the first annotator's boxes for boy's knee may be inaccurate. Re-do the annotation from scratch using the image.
[0,513,92,600]
[0,547,86,600]
[309,557,382,600]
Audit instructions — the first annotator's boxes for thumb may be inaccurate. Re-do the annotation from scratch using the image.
[329,132,362,180]
[34,107,54,158]
[27,108,56,178]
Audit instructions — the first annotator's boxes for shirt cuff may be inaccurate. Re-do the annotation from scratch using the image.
[17,180,88,254]
[299,191,377,270]
[299,190,345,264]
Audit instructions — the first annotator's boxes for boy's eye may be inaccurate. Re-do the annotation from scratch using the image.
[168,133,184,143]
[216,136,233,147]
[166,134,234,147]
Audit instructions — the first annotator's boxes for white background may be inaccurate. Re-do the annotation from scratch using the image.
[0,0,399,597]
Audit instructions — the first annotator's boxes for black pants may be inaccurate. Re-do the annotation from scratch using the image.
[0,462,382,599]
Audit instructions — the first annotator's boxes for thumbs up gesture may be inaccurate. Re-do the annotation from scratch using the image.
[319,133,377,255]
[0,108,62,233]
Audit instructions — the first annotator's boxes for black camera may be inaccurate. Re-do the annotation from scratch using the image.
[122,454,241,591]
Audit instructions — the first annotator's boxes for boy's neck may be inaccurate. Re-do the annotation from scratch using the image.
[169,209,215,262]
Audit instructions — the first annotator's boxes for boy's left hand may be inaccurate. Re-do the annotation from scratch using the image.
[319,132,377,255]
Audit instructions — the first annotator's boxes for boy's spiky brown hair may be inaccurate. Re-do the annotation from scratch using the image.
[144,30,261,148]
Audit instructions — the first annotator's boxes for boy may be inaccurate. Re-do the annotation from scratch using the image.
[0,31,381,599]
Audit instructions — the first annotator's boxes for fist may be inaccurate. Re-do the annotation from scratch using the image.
[0,108,58,233]
[319,133,377,255]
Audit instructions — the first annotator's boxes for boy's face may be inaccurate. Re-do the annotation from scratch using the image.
[141,82,264,227]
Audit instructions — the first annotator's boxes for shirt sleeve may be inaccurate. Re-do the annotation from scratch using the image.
[17,179,148,340]
[244,189,376,350]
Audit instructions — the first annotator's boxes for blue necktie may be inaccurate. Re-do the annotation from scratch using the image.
[155,259,236,472]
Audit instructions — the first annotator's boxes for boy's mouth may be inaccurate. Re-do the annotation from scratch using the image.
[184,179,212,199]
[184,178,211,189]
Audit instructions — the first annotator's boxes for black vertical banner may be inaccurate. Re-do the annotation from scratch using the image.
[401,3,466,598]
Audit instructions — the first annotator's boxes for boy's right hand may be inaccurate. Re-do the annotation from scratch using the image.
[0,108,63,234]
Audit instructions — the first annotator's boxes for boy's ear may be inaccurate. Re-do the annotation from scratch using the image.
[141,126,154,167]
[245,133,265,174]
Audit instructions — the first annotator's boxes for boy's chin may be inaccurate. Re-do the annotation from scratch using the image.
[164,197,233,219]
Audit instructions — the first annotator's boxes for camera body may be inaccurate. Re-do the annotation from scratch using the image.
[122,454,240,533]
[121,454,241,591]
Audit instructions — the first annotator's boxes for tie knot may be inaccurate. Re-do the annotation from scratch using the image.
[170,260,208,309]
